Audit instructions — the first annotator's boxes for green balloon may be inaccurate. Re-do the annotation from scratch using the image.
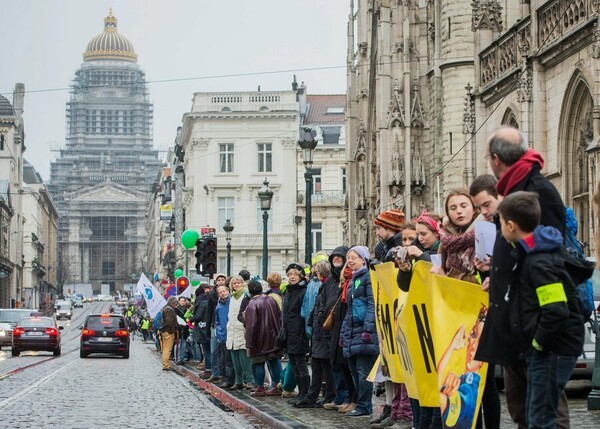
[191,280,200,286]
[181,229,200,249]
[174,268,184,278]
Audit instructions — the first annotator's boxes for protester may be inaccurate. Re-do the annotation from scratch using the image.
[279,263,310,405]
[242,279,283,397]
[432,189,481,283]
[174,296,191,364]
[341,246,379,417]
[265,272,283,310]
[189,284,211,374]
[497,191,593,428]
[159,296,178,371]
[140,315,150,342]
[373,209,405,261]
[401,221,417,247]
[206,274,226,382]
[228,275,255,389]
[215,284,234,389]
[476,126,569,429]
[295,258,337,408]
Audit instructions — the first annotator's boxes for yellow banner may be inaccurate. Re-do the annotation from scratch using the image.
[370,263,407,383]
[373,261,489,429]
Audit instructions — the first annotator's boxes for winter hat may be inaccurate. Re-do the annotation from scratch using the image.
[374,209,405,232]
[311,253,329,266]
[286,263,304,274]
[348,245,370,262]
[214,273,226,281]
[238,269,251,281]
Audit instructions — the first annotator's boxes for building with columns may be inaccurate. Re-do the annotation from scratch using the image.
[346,0,600,254]
[48,11,162,295]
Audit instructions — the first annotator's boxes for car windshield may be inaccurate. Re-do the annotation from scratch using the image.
[87,316,124,330]
[18,317,54,328]
[0,310,34,323]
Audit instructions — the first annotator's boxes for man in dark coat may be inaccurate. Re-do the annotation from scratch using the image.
[243,280,283,397]
[373,209,405,262]
[206,273,226,382]
[189,285,211,376]
[280,263,310,405]
[477,126,568,429]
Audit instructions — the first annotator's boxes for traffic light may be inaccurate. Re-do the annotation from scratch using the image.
[176,276,190,294]
[194,236,217,275]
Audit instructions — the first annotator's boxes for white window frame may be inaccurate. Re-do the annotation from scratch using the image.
[219,143,234,173]
[218,197,235,229]
[257,143,272,173]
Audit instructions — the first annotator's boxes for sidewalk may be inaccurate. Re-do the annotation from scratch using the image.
[169,359,386,429]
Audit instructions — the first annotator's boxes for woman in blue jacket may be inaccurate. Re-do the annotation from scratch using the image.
[340,245,379,417]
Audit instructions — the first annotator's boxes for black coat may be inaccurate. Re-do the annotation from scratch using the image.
[476,165,566,366]
[509,243,592,358]
[205,288,219,334]
[280,280,309,354]
[189,294,209,343]
[310,275,339,359]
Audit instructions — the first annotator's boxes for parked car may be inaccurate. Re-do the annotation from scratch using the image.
[11,316,63,356]
[80,314,130,359]
[0,309,42,349]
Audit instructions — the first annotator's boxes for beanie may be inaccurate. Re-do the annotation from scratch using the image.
[348,245,370,262]
[374,209,405,232]
[311,253,328,266]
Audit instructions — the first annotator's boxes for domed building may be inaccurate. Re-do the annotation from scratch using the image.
[49,11,162,296]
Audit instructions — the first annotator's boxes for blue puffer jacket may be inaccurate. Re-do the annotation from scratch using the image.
[341,266,379,357]
[215,296,230,344]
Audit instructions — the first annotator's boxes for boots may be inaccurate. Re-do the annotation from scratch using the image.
[370,404,391,425]
[296,374,310,401]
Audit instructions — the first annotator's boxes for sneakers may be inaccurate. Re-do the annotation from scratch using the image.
[287,396,304,405]
[197,362,206,371]
[323,402,338,410]
[251,386,266,397]
[219,382,233,389]
[346,409,369,417]
[281,390,297,398]
[230,383,244,390]
[265,386,283,396]
[207,375,222,383]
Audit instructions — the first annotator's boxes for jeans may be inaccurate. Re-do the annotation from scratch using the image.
[526,350,576,429]
[266,358,282,388]
[200,341,212,371]
[211,328,220,377]
[348,354,377,414]
[332,364,349,404]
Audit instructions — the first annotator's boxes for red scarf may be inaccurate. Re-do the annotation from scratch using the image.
[496,149,544,196]
[341,266,353,303]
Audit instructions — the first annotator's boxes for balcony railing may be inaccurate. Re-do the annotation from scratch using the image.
[297,191,346,205]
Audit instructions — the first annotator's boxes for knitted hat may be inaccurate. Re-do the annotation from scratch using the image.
[348,245,370,262]
[311,253,328,266]
[374,209,405,232]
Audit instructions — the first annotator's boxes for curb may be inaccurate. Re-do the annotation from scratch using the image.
[172,364,310,429]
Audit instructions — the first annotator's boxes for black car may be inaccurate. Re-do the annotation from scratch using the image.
[80,314,130,359]
[12,316,63,357]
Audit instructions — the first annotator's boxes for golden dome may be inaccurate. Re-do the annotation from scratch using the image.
[83,9,138,62]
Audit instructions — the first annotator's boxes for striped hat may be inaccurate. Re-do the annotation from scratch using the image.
[374,209,405,232]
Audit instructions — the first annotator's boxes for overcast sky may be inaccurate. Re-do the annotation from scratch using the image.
[1,0,349,179]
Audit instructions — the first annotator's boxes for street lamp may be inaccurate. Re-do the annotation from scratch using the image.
[298,127,318,265]
[223,219,234,277]
[257,179,273,280]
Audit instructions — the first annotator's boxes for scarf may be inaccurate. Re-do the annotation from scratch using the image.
[232,286,246,300]
[496,149,544,196]
[440,227,476,277]
[341,266,353,303]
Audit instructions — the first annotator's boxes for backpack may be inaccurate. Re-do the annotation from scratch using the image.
[564,207,595,320]
[153,311,163,331]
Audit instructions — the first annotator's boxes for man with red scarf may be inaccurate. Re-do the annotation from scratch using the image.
[476,126,569,429]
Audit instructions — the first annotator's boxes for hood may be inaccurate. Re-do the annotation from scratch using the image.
[518,225,563,254]
[329,245,348,279]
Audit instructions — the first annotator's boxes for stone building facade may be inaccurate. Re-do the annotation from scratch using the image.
[346,0,600,253]
[48,11,162,294]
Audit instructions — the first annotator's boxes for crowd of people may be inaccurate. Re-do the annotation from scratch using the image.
[153,126,595,429]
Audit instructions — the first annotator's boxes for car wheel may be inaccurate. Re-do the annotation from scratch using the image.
[123,349,130,359]
[11,348,20,357]
[80,349,88,358]
[53,346,61,356]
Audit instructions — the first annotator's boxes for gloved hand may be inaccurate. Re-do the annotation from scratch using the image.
[361,332,372,343]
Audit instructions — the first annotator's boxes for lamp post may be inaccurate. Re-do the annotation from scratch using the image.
[298,127,318,265]
[223,219,234,277]
[257,179,273,280]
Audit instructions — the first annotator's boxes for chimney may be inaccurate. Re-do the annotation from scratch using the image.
[13,83,25,117]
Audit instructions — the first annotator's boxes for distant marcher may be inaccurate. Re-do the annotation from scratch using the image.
[160,297,179,371]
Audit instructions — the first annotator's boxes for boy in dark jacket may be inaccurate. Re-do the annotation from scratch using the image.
[498,192,593,429]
